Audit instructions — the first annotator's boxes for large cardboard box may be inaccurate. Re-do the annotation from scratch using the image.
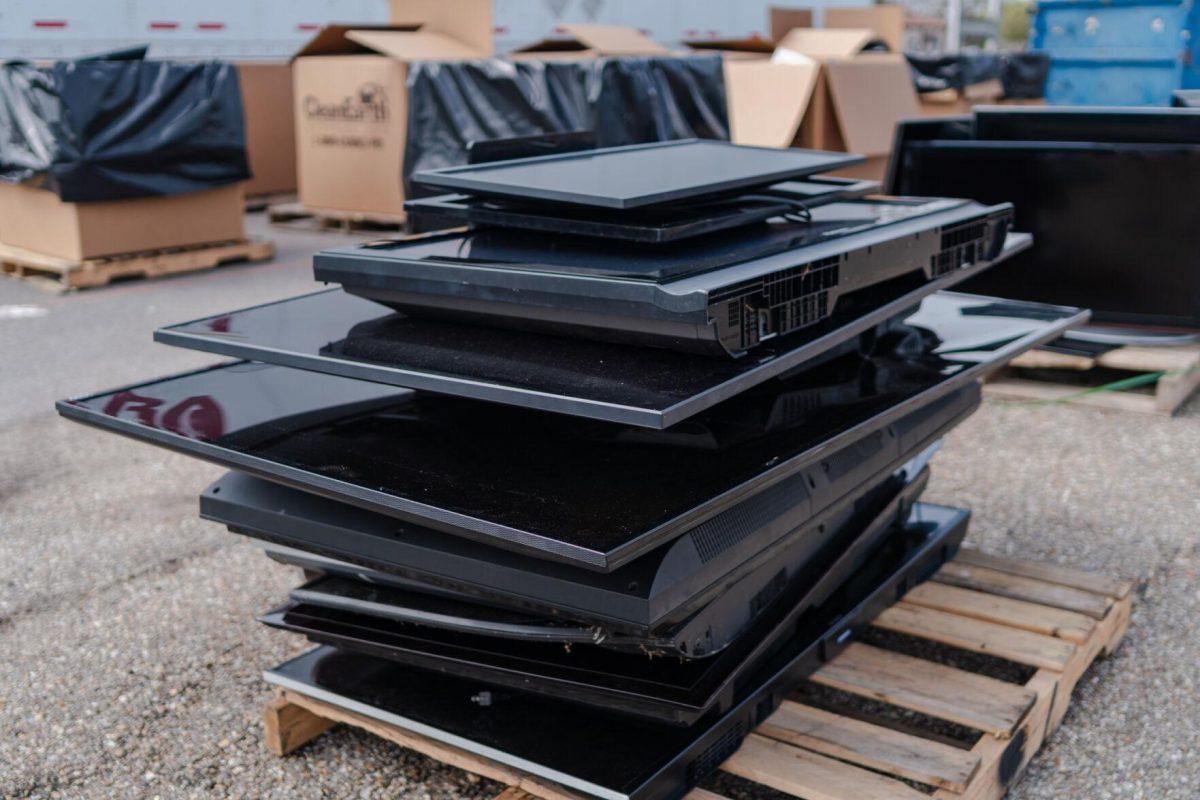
[0,183,245,261]
[292,8,492,217]
[510,24,668,59]
[237,62,297,197]
[723,28,920,181]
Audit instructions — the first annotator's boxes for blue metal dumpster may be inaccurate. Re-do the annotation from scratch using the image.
[1031,0,1200,105]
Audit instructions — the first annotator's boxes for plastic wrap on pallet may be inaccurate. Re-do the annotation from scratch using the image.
[0,52,250,202]
[403,54,728,197]
[905,52,1050,99]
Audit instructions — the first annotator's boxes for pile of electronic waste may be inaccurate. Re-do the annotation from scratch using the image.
[58,138,1086,800]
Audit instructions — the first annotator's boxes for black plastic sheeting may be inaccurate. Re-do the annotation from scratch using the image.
[905,52,1050,99]
[404,54,728,198]
[0,54,249,202]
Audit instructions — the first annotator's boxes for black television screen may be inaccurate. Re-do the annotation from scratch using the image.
[973,105,1200,144]
[893,139,1200,327]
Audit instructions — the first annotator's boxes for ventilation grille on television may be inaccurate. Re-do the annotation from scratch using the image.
[932,220,989,276]
[687,722,746,786]
[712,256,840,353]
[689,471,809,563]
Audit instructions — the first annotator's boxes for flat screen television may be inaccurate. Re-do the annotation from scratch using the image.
[890,113,1200,328]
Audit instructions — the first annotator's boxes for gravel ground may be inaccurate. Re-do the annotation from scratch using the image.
[1,215,1198,798]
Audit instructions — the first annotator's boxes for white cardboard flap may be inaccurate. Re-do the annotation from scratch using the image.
[558,24,669,55]
[775,28,876,60]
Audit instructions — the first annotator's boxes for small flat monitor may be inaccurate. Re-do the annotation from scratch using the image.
[411,139,863,209]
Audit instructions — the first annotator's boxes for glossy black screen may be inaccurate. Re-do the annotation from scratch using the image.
[64,293,1081,566]
[61,355,941,554]
[896,141,1200,326]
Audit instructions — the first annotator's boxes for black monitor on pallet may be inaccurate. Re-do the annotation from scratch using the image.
[888,107,1200,329]
[263,503,968,800]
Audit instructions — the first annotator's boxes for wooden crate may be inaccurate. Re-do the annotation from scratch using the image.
[986,344,1200,416]
[263,549,1133,800]
[0,238,275,293]
[266,201,406,233]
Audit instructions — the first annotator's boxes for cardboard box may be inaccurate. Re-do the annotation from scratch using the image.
[0,183,245,261]
[510,24,669,59]
[237,62,297,197]
[291,10,492,217]
[724,28,920,181]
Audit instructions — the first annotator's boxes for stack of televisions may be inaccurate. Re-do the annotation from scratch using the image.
[58,138,1088,800]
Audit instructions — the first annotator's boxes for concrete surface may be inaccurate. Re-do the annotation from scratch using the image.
[1,214,1197,799]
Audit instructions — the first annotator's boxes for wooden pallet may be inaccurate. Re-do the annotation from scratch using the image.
[0,238,275,292]
[986,344,1200,416]
[263,548,1133,800]
[245,191,298,212]
[266,201,406,233]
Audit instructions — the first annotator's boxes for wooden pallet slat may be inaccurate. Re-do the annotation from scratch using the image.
[903,582,1096,644]
[931,670,1059,800]
[934,561,1113,619]
[683,790,729,800]
[1010,343,1200,374]
[809,642,1036,737]
[987,343,1200,416]
[722,733,930,800]
[275,689,585,800]
[873,603,1077,671]
[758,701,981,792]
[954,548,1133,600]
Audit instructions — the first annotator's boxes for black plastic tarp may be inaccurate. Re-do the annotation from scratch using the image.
[404,54,728,197]
[905,52,1051,99]
[0,54,249,202]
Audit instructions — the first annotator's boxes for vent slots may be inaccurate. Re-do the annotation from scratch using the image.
[932,221,990,277]
[687,722,746,786]
[711,256,840,353]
